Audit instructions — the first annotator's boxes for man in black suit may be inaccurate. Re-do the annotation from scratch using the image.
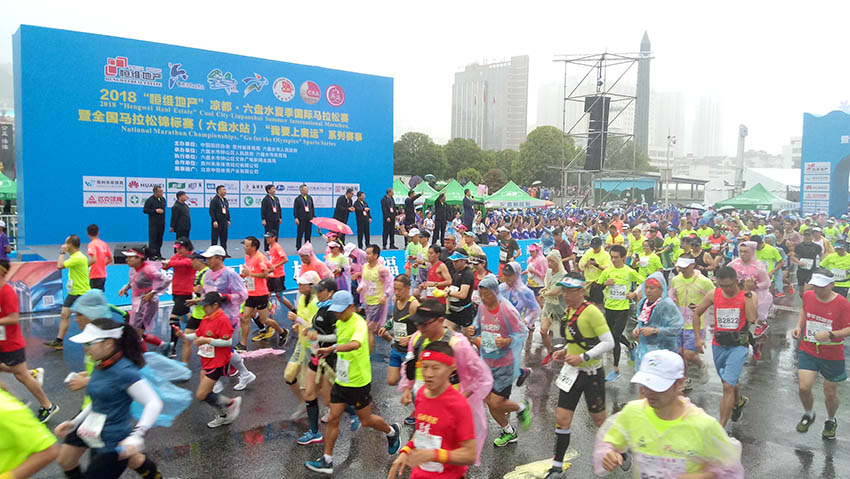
[293,184,315,250]
[403,190,422,246]
[170,191,191,240]
[354,191,371,249]
[209,185,230,253]
[261,184,282,251]
[380,188,397,249]
[143,185,166,258]
[333,188,355,242]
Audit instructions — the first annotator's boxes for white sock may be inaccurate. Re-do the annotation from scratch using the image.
[805,409,814,418]
[230,352,250,376]
[323,454,333,463]
[387,426,398,437]
[828,416,836,422]
[504,424,515,434]
[517,402,526,413]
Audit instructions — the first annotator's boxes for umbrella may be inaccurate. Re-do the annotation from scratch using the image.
[687,203,706,211]
[310,217,353,235]
[717,205,736,213]
[532,180,542,186]
[424,174,436,182]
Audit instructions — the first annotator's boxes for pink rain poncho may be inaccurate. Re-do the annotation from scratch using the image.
[499,262,541,330]
[324,249,351,293]
[398,331,493,466]
[474,275,528,392]
[345,243,368,305]
[128,261,171,330]
[728,241,772,323]
[201,266,248,328]
[298,243,333,281]
[525,245,548,289]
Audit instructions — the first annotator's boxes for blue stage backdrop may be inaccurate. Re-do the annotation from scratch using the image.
[12,25,393,247]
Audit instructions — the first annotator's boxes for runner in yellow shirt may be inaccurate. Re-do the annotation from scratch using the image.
[578,237,612,307]
[669,257,715,391]
[820,241,850,297]
[0,387,58,477]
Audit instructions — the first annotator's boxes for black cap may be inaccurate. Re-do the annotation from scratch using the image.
[189,252,205,260]
[590,237,603,246]
[410,298,445,325]
[751,235,763,243]
[174,238,193,250]
[199,292,227,306]
[316,278,338,293]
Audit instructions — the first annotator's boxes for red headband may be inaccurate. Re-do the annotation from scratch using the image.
[420,350,455,366]
[645,278,662,288]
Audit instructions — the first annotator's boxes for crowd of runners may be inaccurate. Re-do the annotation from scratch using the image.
[3,204,850,479]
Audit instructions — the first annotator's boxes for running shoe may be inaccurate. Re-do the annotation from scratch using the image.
[234,343,247,352]
[228,365,239,377]
[32,368,44,386]
[207,415,229,428]
[305,456,333,474]
[493,430,518,447]
[37,403,59,423]
[698,363,710,384]
[605,370,620,382]
[404,415,416,426]
[320,408,330,423]
[823,419,838,440]
[223,397,242,425]
[731,396,748,422]
[682,377,693,392]
[165,342,178,358]
[796,413,816,433]
[351,415,361,431]
[544,467,563,479]
[43,339,63,350]
[620,451,632,471]
[277,329,289,348]
[212,379,224,394]
[290,407,308,421]
[387,423,401,454]
[233,371,256,391]
[518,400,532,430]
[251,328,272,342]
[541,354,553,366]
[752,343,763,361]
[516,368,532,387]
[753,321,769,338]
[789,285,795,295]
[297,430,324,445]
[628,346,636,366]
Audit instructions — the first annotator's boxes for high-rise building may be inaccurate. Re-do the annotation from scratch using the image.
[782,136,802,169]
[633,31,651,155]
[451,56,529,151]
[536,82,563,130]
[690,96,724,157]
[649,90,685,157]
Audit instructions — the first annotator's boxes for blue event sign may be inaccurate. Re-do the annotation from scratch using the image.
[799,110,850,218]
[13,25,393,246]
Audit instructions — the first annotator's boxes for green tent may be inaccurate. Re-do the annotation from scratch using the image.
[485,181,547,208]
[463,181,478,193]
[392,178,409,205]
[0,173,15,200]
[715,183,797,211]
[425,179,479,206]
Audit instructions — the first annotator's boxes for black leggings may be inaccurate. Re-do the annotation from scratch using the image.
[83,451,128,479]
[435,219,447,245]
[605,308,632,367]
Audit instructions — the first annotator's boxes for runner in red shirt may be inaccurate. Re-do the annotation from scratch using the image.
[163,238,196,358]
[266,231,293,311]
[175,292,242,428]
[388,341,476,479]
[0,259,59,422]
[792,270,850,440]
[86,224,112,291]
[241,236,287,349]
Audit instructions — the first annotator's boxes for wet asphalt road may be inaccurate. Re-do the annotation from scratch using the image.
[6,293,849,479]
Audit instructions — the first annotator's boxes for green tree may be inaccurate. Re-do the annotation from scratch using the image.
[604,137,656,172]
[513,126,577,187]
[482,168,507,192]
[393,132,446,177]
[443,138,484,178]
[483,149,518,174]
[456,167,482,185]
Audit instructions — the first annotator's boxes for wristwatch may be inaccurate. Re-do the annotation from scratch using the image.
[581,352,590,362]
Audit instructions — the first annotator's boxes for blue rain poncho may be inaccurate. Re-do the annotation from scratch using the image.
[634,272,684,371]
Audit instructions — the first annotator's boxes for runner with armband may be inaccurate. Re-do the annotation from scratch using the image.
[544,273,615,479]
[693,266,758,427]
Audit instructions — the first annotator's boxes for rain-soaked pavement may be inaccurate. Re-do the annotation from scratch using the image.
[6,293,849,479]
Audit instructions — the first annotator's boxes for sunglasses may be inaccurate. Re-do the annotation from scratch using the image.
[84,338,107,346]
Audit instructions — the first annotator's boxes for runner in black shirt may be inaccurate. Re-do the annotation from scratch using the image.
[446,251,476,334]
[794,229,822,298]
[498,227,520,275]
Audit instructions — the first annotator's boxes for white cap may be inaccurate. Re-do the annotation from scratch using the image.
[344,242,357,256]
[69,323,124,344]
[0,220,6,228]
[121,250,142,257]
[498,226,510,233]
[809,273,835,288]
[675,257,695,268]
[407,228,421,237]
[297,270,321,285]
[631,350,685,392]
[201,245,228,258]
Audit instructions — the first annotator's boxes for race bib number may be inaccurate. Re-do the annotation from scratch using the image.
[365,281,378,297]
[799,258,814,270]
[481,331,500,353]
[245,276,255,290]
[392,321,409,340]
[609,284,628,300]
[555,363,579,393]
[681,306,693,323]
[499,250,508,261]
[806,319,832,343]
[635,453,687,479]
[639,257,649,268]
[78,411,107,449]
[336,358,350,383]
[716,308,740,330]
[0,325,5,341]
[311,341,319,355]
[471,289,481,305]
[576,248,587,257]
[198,344,215,358]
[760,260,770,271]
[67,278,73,289]
[832,268,847,281]
[414,431,444,473]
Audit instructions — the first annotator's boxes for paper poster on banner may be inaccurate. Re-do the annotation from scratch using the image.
[803,184,830,192]
[334,183,360,195]
[280,195,296,207]
[240,194,263,208]
[803,175,830,184]
[167,193,204,208]
[314,196,333,208]
[126,177,165,192]
[240,180,269,195]
[304,182,333,195]
[83,176,125,192]
[125,192,147,208]
[275,182,303,194]
[83,192,126,207]
[204,179,240,194]
[803,162,831,175]
[803,192,830,201]
[166,179,204,193]
[204,195,239,208]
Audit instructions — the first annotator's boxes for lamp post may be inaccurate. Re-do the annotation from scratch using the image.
[665,134,677,206]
